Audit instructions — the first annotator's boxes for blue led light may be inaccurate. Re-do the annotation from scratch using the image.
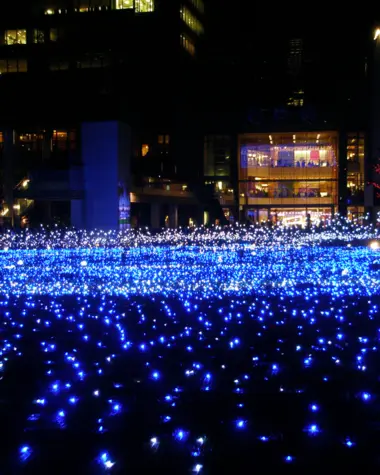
[20,445,32,462]
[344,438,355,448]
[361,392,371,402]
[173,429,189,442]
[306,424,320,435]
[99,452,115,470]
[1,221,380,471]
[236,419,246,429]
[151,371,160,380]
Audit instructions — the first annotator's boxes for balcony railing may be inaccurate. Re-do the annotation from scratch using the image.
[240,167,337,180]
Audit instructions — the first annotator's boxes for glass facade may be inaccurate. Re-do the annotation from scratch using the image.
[347,206,365,222]
[0,59,27,73]
[180,6,204,35]
[204,135,231,178]
[44,0,154,13]
[33,30,45,44]
[347,132,364,201]
[5,30,27,45]
[239,132,338,225]
[116,0,134,9]
[204,135,235,214]
[135,0,154,12]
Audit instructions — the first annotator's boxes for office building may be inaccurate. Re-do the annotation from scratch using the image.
[0,0,207,228]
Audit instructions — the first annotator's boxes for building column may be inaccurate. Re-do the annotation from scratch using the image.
[151,202,160,229]
[169,204,178,228]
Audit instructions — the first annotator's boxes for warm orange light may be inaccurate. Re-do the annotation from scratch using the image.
[141,144,149,157]
[375,29,380,40]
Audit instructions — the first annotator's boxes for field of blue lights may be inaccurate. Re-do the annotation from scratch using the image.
[2,221,380,473]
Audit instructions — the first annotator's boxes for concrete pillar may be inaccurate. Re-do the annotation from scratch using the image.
[81,121,131,230]
[151,202,160,229]
[169,204,178,228]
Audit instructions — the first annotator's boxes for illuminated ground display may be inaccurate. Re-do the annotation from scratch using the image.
[2,222,380,473]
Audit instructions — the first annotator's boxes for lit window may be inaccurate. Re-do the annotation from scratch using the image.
[180,34,195,55]
[165,135,170,145]
[0,59,27,74]
[116,0,134,8]
[135,0,154,12]
[6,60,17,73]
[158,135,164,144]
[5,30,27,45]
[45,9,55,15]
[288,90,304,108]
[141,144,149,157]
[52,130,68,151]
[180,6,204,35]
[19,134,43,152]
[75,1,89,11]
[50,29,58,42]
[33,29,45,44]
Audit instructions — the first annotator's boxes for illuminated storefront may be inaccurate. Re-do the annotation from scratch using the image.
[238,132,339,226]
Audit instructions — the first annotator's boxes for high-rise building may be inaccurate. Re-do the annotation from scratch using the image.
[0,0,207,228]
[288,38,303,77]
[0,0,205,122]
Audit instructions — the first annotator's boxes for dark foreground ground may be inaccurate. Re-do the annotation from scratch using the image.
[1,294,380,474]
